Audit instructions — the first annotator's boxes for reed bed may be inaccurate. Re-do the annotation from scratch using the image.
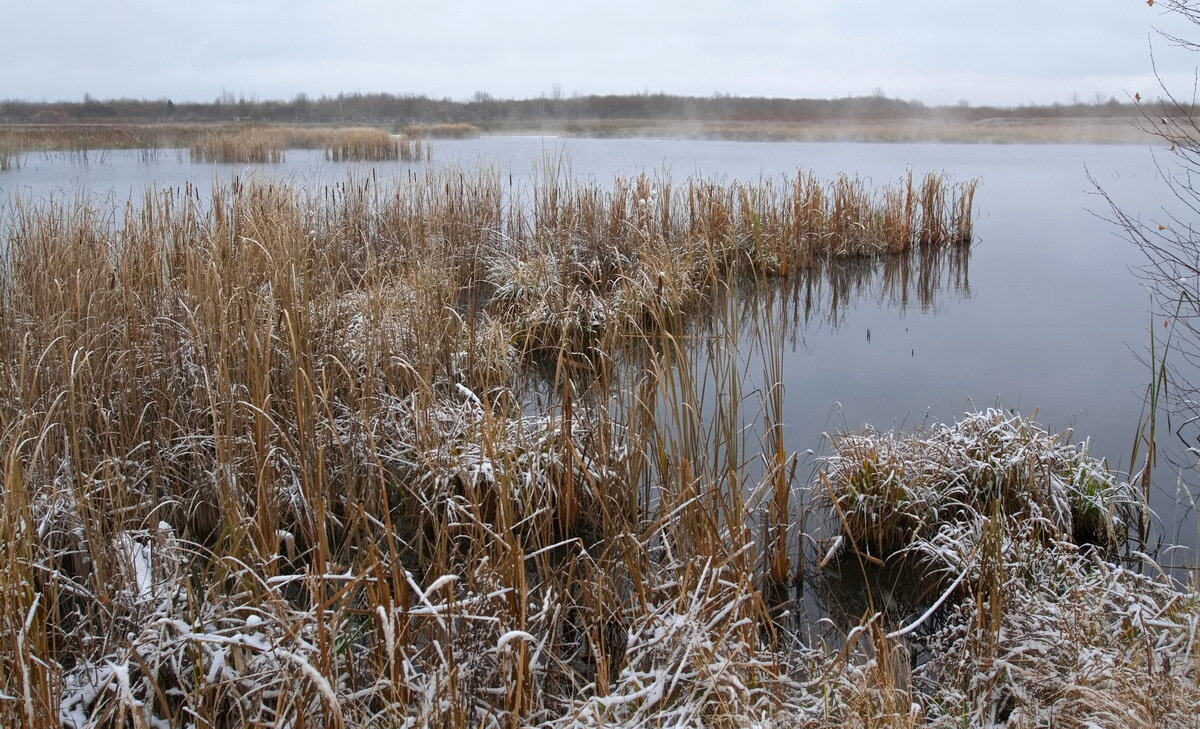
[0,124,430,165]
[0,167,1194,728]
[481,168,975,350]
[189,126,428,164]
[487,117,1156,144]
[399,122,482,139]
[0,123,213,154]
[322,128,424,162]
[0,133,19,170]
[188,127,287,163]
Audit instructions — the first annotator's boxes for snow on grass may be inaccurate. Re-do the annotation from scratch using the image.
[820,409,1137,559]
[0,173,1190,728]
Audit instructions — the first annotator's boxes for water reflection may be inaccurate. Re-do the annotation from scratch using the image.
[788,241,971,330]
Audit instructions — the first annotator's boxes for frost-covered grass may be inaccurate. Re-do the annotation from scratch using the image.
[820,410,1137,560]
[810,412,1199,725]
[917,524,1200,727]
[0,168,1194,728]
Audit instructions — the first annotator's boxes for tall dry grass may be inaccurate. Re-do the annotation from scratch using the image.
[322,128,424,162]
[0,132,21,170]
[0,166,1193,728]
[399,122,481,139]
[0,124,430,165]
[0,124,210,154]
[188,127,286,163]
[189,126,427,164]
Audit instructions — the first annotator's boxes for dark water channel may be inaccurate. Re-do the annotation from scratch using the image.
[3,136,1196,581]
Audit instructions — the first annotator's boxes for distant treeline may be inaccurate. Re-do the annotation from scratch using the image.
[0,92,1141,126]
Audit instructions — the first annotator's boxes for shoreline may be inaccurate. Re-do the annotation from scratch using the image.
[0,117,1164,152]
[477,117,1160,145]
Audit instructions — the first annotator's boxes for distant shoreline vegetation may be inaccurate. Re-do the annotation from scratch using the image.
[0,91,1160,144]
[0,124,438,168]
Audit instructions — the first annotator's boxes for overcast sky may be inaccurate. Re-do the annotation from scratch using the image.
[2,0,1195,107]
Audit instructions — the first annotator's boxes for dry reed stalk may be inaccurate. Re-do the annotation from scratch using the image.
[0,124,429,166]
[399,123,481,139]
[0,124,209,155]
[881,169,916,253]
[917,171,948,245]
[951,178,978,243]
[8,167,1186,729]
[189,128,286,163]
[0,133,20,170]
[323,128,399,162]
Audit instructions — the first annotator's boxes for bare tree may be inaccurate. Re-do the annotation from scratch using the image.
[1089,2,1200,558]
[1113,2,1200,438]
[1096,1,1200,547]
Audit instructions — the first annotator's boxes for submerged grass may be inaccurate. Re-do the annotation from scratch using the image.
[0,165,1194,728]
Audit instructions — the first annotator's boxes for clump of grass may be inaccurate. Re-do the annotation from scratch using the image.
[880,169,916,252]
[820,409,1136,560]
[0,124,431,165]
[477,168,977,352]
[189,127,286,163]
[0,123,214,156]
[320,127,428,162]
[0,133,21,170]
[323,127,397,161]
[398,135,426,162]
[913,172,977,246]
[389,386,631,553]
[808,407,1195,725]
[949,175,977,243]
[400,122,481,139]
[914,519,1200,726]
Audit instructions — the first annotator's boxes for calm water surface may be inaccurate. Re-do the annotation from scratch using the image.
[2,137,1194,553]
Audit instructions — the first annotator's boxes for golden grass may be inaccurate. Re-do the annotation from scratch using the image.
[190,126,428,164]
[322,127,424,162]
[188,127,286,163]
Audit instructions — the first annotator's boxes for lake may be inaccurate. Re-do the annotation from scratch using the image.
[2,136,1192,553]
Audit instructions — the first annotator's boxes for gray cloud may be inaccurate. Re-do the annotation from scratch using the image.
[1,0,1193,105]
